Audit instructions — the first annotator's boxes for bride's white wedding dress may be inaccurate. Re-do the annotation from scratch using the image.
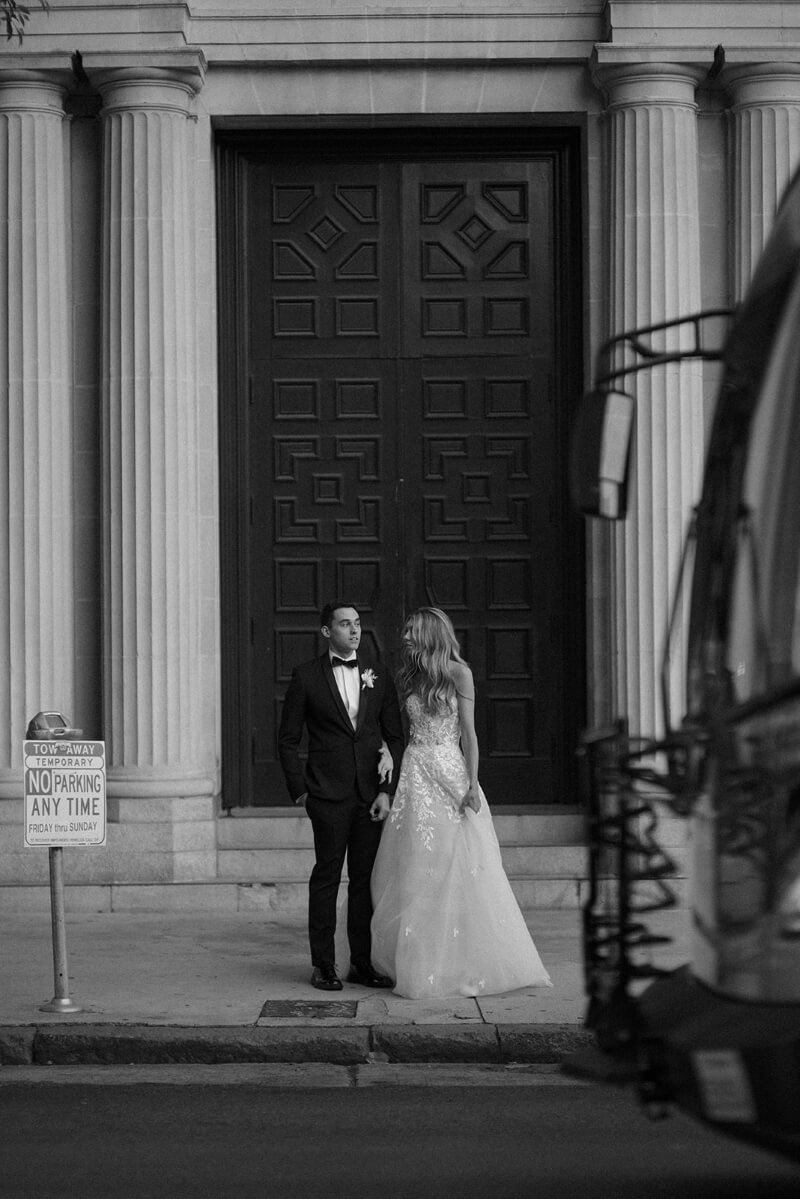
[370,694,552,999]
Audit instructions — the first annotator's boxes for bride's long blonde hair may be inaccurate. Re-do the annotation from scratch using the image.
[396,607,468,713]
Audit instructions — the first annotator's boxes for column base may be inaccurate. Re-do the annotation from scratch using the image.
[0,785,220,887]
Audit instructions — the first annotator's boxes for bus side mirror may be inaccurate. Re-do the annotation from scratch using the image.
[570,389,635,520]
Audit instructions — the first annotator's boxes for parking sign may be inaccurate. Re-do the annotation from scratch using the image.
[24,740,106,847]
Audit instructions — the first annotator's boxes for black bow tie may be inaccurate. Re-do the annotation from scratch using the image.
[331,656,358,669]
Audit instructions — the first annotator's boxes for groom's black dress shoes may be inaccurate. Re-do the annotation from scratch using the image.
[347,961,394,988]
[311,963,343,991]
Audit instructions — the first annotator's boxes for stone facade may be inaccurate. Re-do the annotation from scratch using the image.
[1,2,799,902]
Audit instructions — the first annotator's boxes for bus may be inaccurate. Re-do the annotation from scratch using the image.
[569,168,800,1163]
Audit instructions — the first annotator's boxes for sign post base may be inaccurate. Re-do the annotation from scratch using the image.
[39,996,82,1014]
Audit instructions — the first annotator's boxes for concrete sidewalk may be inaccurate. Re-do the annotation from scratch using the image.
[0,907,689,1067]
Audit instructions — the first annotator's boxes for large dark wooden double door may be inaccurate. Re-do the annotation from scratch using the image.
[218,129,584,806]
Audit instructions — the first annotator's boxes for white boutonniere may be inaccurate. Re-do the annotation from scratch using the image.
[361,668,376,690]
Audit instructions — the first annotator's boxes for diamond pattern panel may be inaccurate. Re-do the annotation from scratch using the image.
[403,161,552,357]
[251,169,395,359]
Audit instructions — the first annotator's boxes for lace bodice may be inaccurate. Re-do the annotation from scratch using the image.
[406,693,460,748]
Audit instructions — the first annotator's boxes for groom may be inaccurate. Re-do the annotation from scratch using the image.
[278,601,405,991]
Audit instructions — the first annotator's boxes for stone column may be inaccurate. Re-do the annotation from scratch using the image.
[0,70,73,797]
[593,62,707,740]
[726,64,800,297]
[96,62,212,815]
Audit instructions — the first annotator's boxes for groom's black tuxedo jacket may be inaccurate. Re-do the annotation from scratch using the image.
[278,653,404,803]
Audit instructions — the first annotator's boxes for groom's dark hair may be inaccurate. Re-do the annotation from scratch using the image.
[320,600,359,629]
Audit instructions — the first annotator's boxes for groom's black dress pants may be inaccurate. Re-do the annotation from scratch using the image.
[306,791,382,968]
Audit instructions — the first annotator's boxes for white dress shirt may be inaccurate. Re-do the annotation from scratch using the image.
[331,653,360,727]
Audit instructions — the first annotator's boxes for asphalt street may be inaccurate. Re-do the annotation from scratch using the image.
[0,1066,797,1198]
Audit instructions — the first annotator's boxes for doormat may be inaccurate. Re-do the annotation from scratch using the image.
[259,999,358,1019]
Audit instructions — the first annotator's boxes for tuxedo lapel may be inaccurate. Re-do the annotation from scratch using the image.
[355,659,372,732]
[320,654,356,733]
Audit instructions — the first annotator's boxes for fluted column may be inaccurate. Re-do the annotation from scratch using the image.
[726,64,800,297]
[595,63,707,740]
[97,63,209,800]
[0,71,73,797]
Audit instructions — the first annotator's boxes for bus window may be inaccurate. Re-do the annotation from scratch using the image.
[727,273,800,702]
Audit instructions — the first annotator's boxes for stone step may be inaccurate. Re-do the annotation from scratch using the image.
[0,821,687,885]
[217,806,589,850]
[0,849,218,886]
[215,843,601,882]
[217,829,690,887]
[216,845,687,882]
[217,808,689,850]
[0,844,687,897]
[0,881,251,915]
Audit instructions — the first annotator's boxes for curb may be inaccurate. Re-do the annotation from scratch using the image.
[0,1024,593,1067]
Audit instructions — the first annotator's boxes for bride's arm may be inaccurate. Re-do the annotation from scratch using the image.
[454,664,481,813]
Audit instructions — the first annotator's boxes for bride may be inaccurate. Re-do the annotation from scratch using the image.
[370,607,552,999]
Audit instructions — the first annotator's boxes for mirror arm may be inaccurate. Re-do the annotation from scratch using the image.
[595,308,733,390]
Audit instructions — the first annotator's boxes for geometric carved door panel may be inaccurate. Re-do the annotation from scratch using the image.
[401,161,553,359]
[247,160,403,802]
[238,140,581,804]
[401,355,559,796]
[400,160,560,795]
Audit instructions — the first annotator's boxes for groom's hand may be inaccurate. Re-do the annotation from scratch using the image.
[370,793,391,822]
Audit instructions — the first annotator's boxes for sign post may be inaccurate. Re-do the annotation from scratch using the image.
[42,845,77,1013]
[23,732,106,1014]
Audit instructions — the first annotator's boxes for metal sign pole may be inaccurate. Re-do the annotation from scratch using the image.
[40,845,81,1014]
